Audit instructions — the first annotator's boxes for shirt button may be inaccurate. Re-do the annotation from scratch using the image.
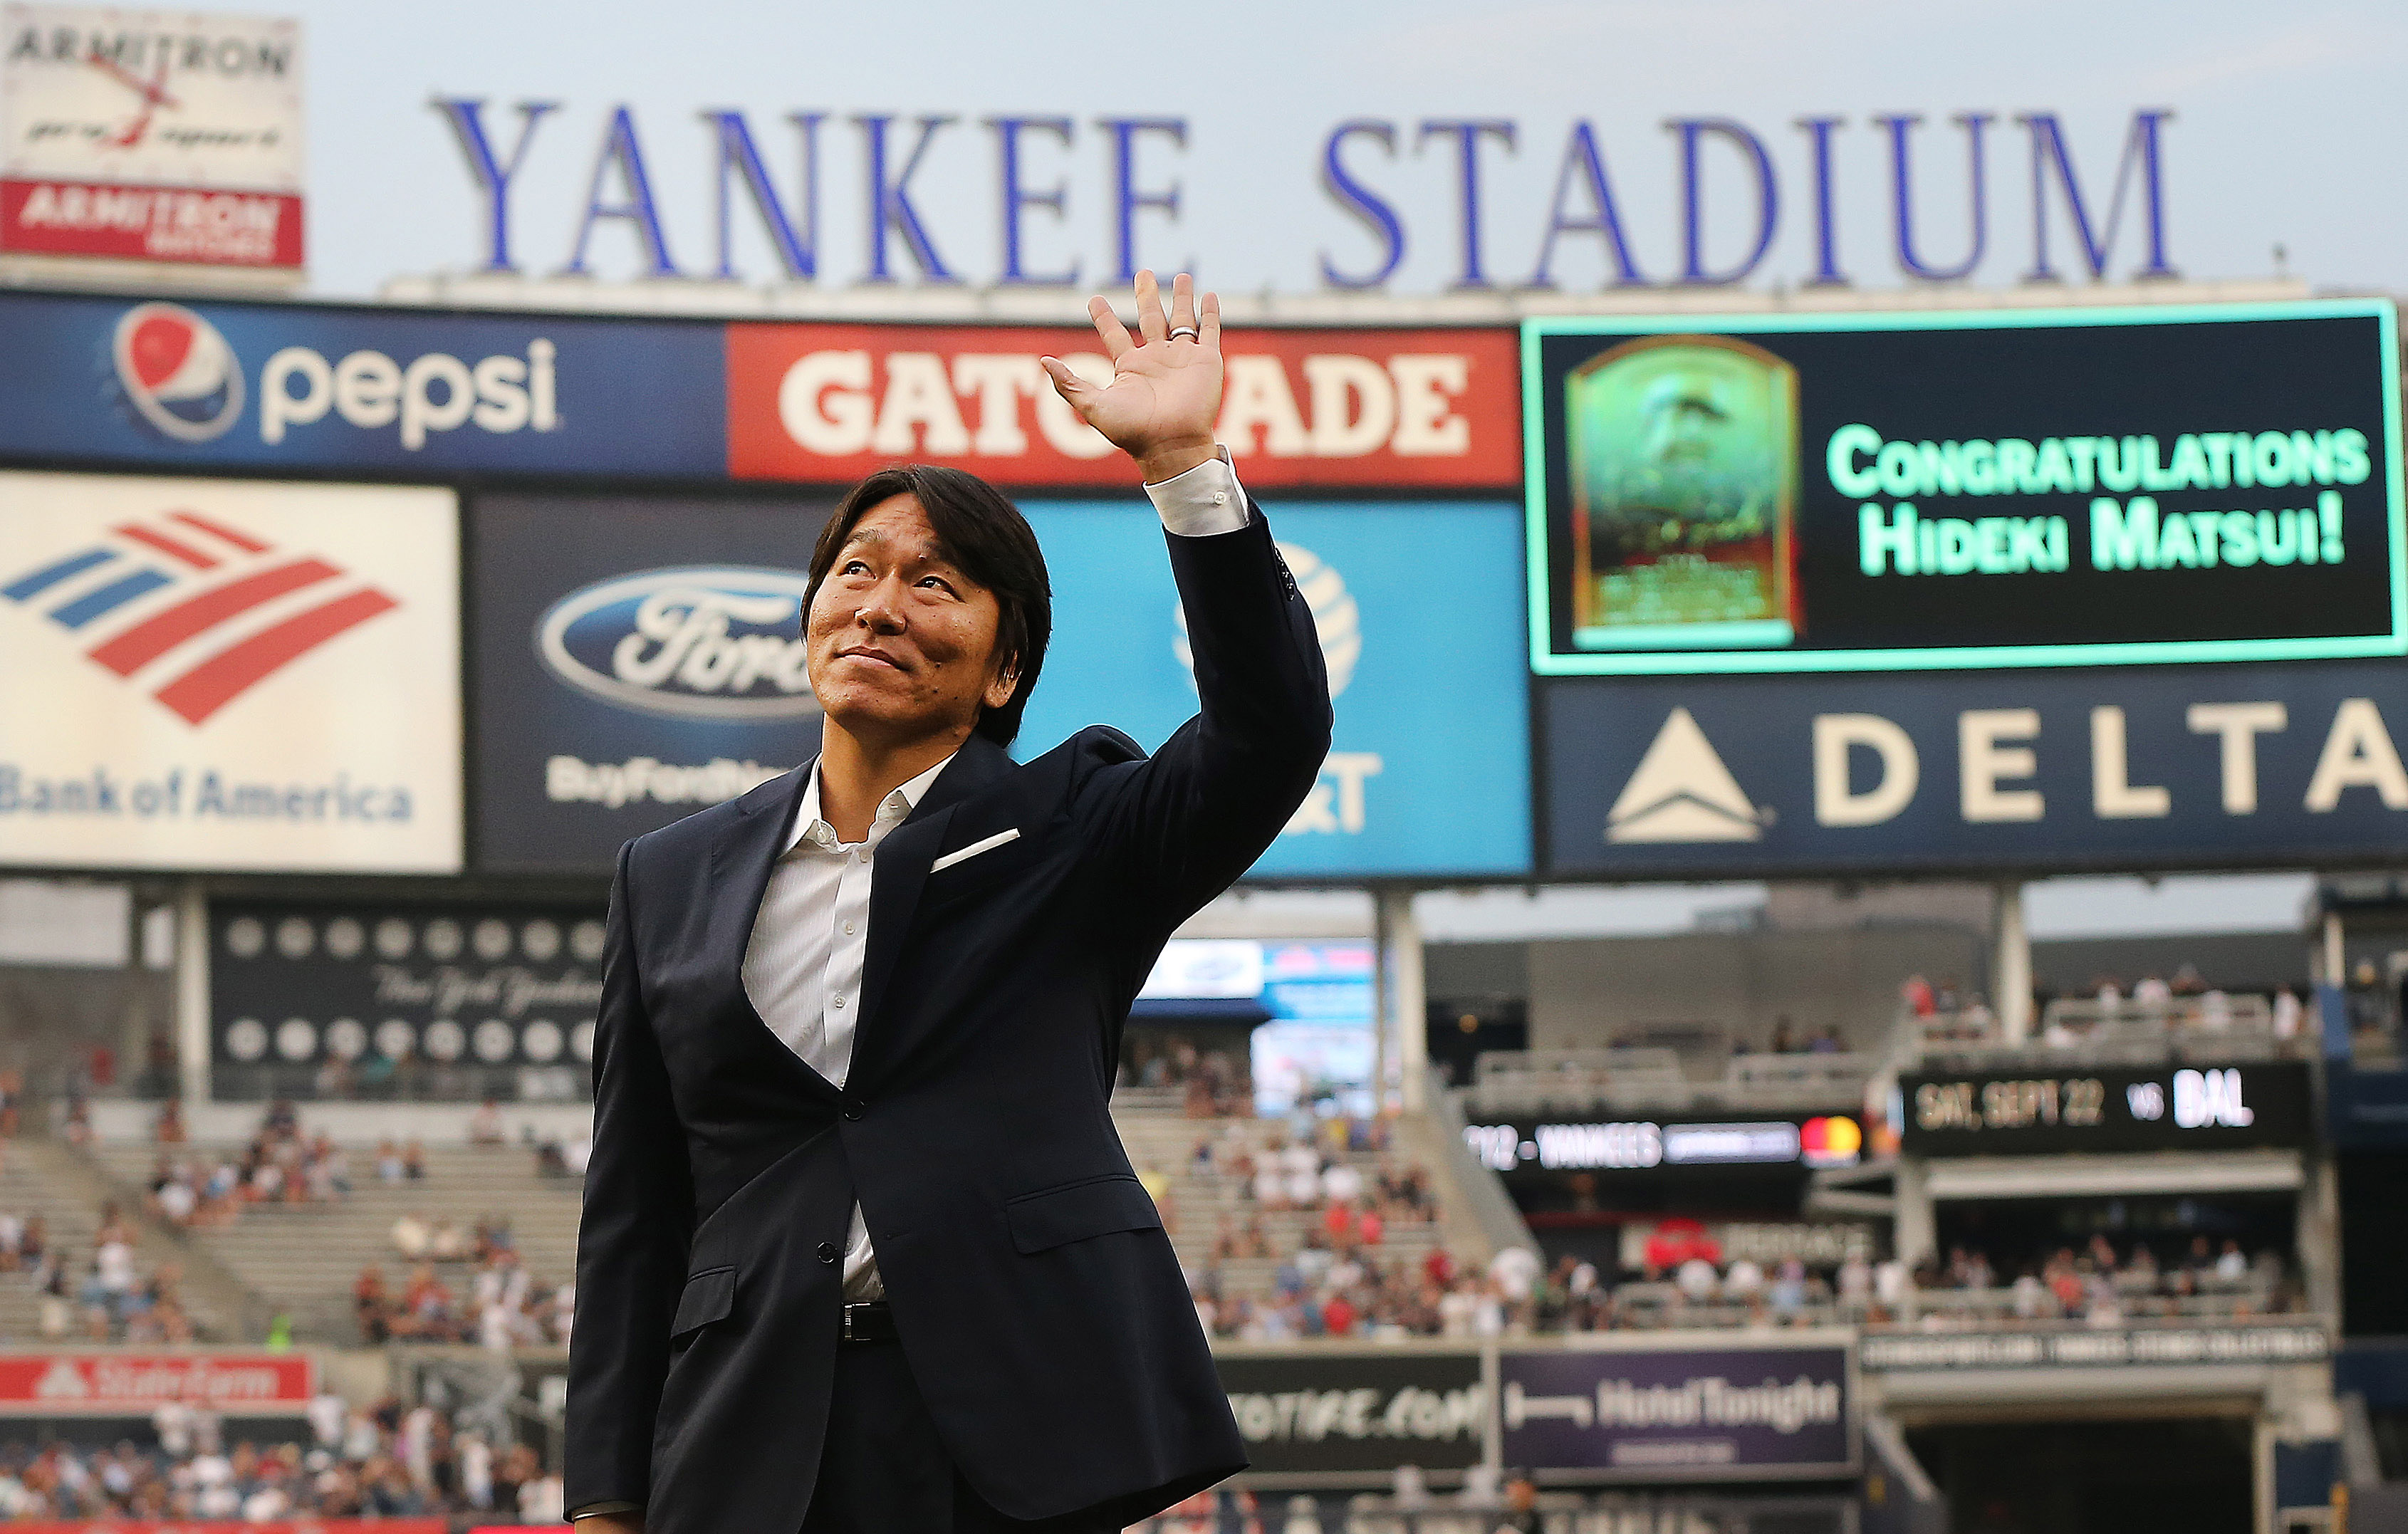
[816,1241,839,1263]
[1211,491,1229,505]
[843,922,855,935]
[832,996,846,1010]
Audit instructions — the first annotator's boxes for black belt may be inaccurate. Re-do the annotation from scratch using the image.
[840,1300,897,1345]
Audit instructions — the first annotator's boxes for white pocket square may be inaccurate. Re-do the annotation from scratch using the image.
[930,827,1020,872]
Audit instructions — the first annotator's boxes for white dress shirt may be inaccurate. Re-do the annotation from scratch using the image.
[736,452,1251,1303]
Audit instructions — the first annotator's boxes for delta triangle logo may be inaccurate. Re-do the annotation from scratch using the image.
[1606,707,1768,843]
[33,1359,89,1401]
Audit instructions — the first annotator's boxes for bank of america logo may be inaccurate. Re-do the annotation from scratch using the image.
[1,510,399,726]
[1606,707,1770,843]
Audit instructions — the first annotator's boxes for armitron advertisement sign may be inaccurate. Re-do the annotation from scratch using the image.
[728,324,1520,488]
[0,6,306,270]
[0,1352,313,1412]
[0,470,462,872]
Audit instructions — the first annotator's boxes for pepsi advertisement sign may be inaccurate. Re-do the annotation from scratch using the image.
[1020,498,1532,879]
[469,493,835,875]
[0,291,724,475]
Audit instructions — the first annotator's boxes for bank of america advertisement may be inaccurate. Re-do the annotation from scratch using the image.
[0,471,461,872]
[1021,499,1531,879]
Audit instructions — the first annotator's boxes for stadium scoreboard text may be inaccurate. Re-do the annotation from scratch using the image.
[1897,1062,2313,1154]
[1525,301,2404,676]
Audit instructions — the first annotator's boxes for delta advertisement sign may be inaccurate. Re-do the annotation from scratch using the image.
[0,290,1515,489]
[0,1352,313,1413]
[0,470,462,873]
[1541,658,2408,878]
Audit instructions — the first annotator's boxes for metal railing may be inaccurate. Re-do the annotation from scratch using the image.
[1426,1068,1539,1261]
[1130,1494,1855,1534]
[1462,1048,1872,1117]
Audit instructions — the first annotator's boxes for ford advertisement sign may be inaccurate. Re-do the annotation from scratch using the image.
[469,494,835,875]
[0,291,724,475]
[535,568,818,721]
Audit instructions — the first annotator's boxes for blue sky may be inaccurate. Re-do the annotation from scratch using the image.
[262,0,2408,301]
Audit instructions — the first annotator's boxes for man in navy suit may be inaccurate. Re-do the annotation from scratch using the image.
[565,272,1333,1533]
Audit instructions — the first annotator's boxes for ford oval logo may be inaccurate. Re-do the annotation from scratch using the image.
[536,566,820,721]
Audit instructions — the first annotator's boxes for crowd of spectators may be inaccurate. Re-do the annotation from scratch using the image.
[1904,1233,2303,1325]
[1738,1016,1850,1056]
[1181,1115,1471,1341]
[0,1391,563,1521]
[356,1224,573,1350]
[135,1102,388,1233]
[1122,1036,1252,1117]
[1191,1217,2305,1342]
[1904,966,2311,1045]
[1193,1242,1534,1342]
[13,1201,200,1345]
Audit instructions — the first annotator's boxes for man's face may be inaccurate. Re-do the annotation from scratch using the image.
[806,494,1013,748]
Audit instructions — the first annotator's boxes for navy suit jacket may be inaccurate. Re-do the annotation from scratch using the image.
[565,506,1332,1532]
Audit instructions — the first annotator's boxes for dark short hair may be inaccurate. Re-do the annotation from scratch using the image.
[806,464,1053,747]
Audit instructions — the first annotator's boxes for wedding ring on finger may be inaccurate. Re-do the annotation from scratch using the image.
[1168,326,1199,342]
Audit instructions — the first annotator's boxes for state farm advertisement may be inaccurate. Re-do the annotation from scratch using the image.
[0,471,462,872]
[0,1353,313,1413]
[0,7,306,268]
[727,323,1519,487]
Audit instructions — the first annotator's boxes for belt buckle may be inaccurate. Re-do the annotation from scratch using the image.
[842,1303,860,1342]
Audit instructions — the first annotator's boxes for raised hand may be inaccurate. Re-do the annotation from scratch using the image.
[1042,270,1223,484]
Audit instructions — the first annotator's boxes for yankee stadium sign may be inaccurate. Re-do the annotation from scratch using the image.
[431,100,2174,291]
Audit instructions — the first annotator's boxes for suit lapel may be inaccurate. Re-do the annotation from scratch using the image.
[852,737,1018,1087]
[709,759,845,1105]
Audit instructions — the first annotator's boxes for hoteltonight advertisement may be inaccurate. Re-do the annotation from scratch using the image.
[1524,301,2403,675]
[1499,1340,1856,1481]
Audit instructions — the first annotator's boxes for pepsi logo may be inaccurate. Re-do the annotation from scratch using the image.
[536,566,820,721]
[113,303,245,443]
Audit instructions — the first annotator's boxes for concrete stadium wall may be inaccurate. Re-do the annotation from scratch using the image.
[1524,924,1989,1059]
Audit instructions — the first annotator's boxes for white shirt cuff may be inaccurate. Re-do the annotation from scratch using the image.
[1144,447,1251,537]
